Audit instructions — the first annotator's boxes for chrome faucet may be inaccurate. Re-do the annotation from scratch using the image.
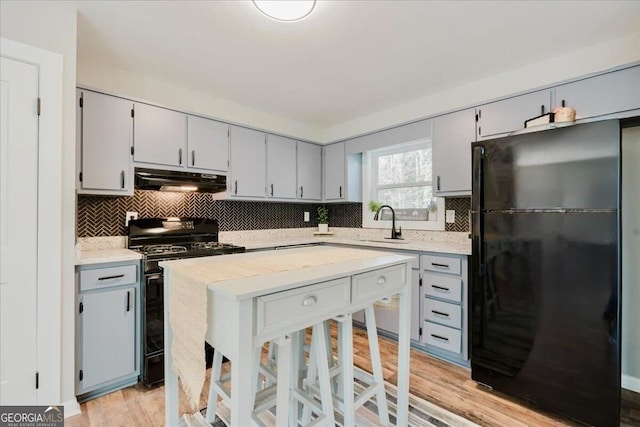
[374,205,403,240]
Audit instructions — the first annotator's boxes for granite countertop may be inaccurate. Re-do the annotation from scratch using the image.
[75,248,142,266]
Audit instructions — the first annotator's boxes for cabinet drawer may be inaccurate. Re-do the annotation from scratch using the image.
[423,322,461,354]
[256,278,350,337]
[423,254,461,275]
[80,264,138,291]
[424,298,462,329]
[352,264,407,305]
[423,273,462,303]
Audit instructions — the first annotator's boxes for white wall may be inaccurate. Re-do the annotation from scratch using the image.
[77,59,325,142]
[0,0,78,409]
[322,32,640,143]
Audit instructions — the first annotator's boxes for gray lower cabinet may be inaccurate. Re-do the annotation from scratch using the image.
[76,261,140,400]
[432,108,476,196]
[477,89,551,139]
[421,253,469,366]
[553,64,640,120]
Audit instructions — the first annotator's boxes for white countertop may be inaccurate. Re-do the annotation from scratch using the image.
[75,248,142,266]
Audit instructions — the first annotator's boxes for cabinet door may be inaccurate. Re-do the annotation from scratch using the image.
[323,142,345,200]
[554,66,640,120]
[78,90,133,194]
[432,108,476,196]
[229,125,266,197]
[297,141,322,200]
[80,287,136,391]
[133,103,187,167]
[477,90,551,139]
[266,135,297,199]
[187,116,229,172]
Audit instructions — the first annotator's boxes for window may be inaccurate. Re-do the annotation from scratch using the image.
[363,139,444,230]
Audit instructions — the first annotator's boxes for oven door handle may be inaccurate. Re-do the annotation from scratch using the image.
[146,274,162,281]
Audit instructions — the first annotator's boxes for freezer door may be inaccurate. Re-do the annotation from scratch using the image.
[473,120,620,211]
[471,211,620,427]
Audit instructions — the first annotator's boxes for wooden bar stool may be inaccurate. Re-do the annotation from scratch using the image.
[205,321,336,427]
[303,307,389,427]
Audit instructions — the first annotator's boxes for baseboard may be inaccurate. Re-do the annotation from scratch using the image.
[62,398,81,418]
[622,374,640,393]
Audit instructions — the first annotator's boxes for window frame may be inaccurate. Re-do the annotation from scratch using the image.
[362,138,445,231]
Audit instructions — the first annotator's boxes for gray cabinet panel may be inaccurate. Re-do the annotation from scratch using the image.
[266,135,297,199]
[187,116,228,172]
[297,142,322,200]
[133,103,187,167]
[554,65,640,120]
[432,108,476,196]
[478,90,551,139]
[323,142,345,200]
[78,90,133,194]
[80,287,136,391]
[229,126,266,198]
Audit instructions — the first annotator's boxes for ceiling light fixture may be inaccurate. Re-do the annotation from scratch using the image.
[252,0,316,22]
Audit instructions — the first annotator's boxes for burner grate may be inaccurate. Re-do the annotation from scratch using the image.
[142,244,188,255]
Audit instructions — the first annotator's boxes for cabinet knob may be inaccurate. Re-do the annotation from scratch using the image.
[376,275,387,285]
[302,295,317,306]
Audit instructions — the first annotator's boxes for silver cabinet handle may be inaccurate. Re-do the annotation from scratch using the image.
[300,186,304,198]
[126,291,131,312]
[431,262,450,269]
[376,275,387,285]
[234,180,238,194]
[191,150,195,166]
[178,148,183,165]
[120,170,125,189]
[270,183,274,196]
[437,175,441,191]
[339,186,343,198]
[431,334,449,342]
[302,295,317,306]
[432,285,451,293]
[98,274,124,281]
[432,310,450,317]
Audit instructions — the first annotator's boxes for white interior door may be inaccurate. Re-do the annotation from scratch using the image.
[0,56,39,404]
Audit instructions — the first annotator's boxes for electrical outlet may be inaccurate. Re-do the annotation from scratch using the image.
[445,210,455,224]
[125,211,139,227]
[304,212,310,222]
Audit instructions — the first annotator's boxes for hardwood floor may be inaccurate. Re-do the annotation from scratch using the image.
[66,324,640,426]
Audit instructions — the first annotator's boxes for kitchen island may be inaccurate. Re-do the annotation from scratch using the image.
[161,246,414,427]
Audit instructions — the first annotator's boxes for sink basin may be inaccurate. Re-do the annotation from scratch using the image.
[359,239,409,244]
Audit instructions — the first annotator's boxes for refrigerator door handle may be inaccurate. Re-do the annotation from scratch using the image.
[472,146,485,276]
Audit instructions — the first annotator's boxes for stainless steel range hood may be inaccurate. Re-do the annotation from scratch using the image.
[134,167,227,193]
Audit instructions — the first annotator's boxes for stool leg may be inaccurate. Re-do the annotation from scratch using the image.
[312,322,336,426]
[338,314,355,427]
[275,335,291,427]
[364,305,390,425]
[289,330,305,426]
[206,349,224,423]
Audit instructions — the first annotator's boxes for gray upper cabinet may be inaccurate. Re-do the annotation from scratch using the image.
[266,135,297,199]
[77,90,133,195]
[432,108,476,196]
[477,89,551,139]
[553,65,640,120]
[323,142,346,200]
[133,103,187,168]
[186,116,229,172]
[229,125,266,198]
[297,141,322,200]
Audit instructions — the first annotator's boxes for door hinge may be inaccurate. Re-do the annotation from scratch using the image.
[35,372,39,389]
[79,302,84,313]
[419,327,423,336]
[475,113,478,122]
[130,146,135,156]
[37,98,41,116]
[79,172,83,183]
[131,108,135,118]
[79,96,83,108]
[419,277,423,287]
[79,370,83,381]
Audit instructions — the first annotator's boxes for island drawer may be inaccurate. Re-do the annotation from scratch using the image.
[351,264,407,304]
[256,277,350,337]
[80,264,138,291]
[423,322,461,354]
[423,273,462,303]
[422,254,461,275]
[424,298,462,329]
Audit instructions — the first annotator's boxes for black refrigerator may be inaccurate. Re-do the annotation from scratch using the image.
[470,120,621,427]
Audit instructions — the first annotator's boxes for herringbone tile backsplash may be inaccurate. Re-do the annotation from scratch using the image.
[77,190,363,237]
[444,197,471,232]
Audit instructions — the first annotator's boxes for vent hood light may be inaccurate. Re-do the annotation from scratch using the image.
[159,185,199,192]
[252,0,316,22]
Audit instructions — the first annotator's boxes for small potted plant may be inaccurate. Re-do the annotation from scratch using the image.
[317,206,329,233]
[368,200,382,215]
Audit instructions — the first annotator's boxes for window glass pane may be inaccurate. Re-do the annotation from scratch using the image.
[376,186,438,221]
[377,148,432,185]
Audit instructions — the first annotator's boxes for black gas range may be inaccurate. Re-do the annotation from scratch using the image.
[128,217,245,387]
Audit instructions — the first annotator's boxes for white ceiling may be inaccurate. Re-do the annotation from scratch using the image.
[74,0,640,129]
